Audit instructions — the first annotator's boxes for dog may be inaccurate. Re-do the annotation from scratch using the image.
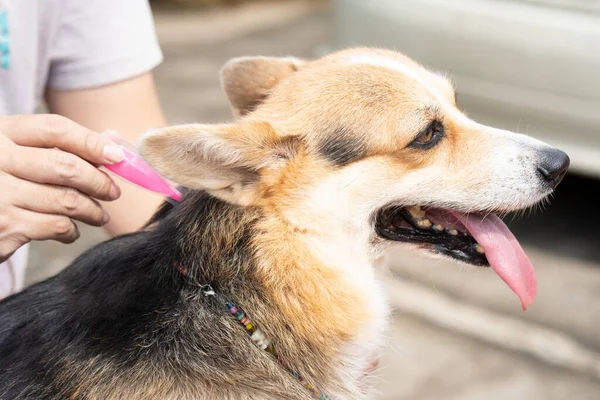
[0,47,569,399]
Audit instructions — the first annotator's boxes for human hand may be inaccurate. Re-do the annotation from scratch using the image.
[0,114,125,261]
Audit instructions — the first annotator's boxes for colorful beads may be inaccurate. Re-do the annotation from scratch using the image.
[205,288,332,398]
[176,268,333,399]
[223,300,332,399]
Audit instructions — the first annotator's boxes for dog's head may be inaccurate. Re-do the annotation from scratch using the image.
[140,48,569,310]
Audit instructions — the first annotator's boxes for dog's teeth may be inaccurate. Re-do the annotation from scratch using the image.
[432,224,444,232]
[448,229,458,236]
[474,243,485,254]
[406,206,426,219]
[417,219,432,228]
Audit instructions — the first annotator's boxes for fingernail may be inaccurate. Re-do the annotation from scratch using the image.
[102,210,110,224]
[109,183,120,200]
[103,144,125,164]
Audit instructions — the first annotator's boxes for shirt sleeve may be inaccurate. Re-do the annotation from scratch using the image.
[46,0,163,90]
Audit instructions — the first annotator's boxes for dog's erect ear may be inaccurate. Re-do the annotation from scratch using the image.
[220,56,305,117]
[139,122,299,206]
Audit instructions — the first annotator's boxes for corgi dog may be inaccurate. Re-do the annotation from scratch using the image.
[0,48,569,400]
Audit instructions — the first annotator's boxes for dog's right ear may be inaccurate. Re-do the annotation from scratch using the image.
[220,56,305,117]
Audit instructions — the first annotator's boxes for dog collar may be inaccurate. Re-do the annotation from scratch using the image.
[176,264,334,400]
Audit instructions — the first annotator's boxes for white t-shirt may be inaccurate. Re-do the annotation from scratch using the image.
[0,0,163,299]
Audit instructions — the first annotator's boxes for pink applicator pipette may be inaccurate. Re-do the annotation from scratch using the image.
[101,132,182,204]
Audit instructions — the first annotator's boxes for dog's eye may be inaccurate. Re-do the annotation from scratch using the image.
[408,121,444,149]
[416,129,434,144]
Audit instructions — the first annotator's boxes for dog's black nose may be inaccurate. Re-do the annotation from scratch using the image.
[537,148,570,189]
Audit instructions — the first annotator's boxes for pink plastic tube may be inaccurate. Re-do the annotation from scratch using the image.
[101,132,182,203]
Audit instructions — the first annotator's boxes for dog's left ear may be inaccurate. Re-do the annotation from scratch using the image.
[221,56,305,117]
[138,121,299,206]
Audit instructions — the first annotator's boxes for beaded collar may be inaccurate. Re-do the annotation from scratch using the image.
[176,264,334,400]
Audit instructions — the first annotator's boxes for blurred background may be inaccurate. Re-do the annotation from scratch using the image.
[28,0,600,398]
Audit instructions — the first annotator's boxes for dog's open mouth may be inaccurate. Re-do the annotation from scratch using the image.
[376,206,537,310]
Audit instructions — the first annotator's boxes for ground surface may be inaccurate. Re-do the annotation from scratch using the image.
[25,2,600,398]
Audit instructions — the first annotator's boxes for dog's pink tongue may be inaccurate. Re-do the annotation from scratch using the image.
[452,212,537,310]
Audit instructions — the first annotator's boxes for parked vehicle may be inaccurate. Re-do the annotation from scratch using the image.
[331,0,600,178]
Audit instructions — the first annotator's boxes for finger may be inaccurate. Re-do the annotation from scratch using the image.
[1,114,125,165]
[5,146,121,201]
[14,208,80,244]
[9,179,110,227]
